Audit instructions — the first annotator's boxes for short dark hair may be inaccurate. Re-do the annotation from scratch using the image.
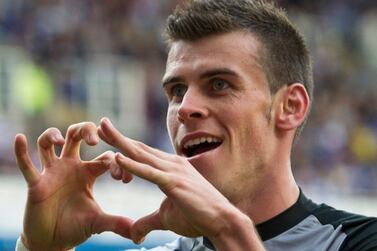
[165,0,313,137]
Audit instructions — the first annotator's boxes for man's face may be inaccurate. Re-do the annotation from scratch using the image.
[163,31,276,203]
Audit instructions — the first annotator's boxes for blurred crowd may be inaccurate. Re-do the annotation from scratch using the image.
[0,0,376,195]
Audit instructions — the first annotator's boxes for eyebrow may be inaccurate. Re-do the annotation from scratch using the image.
[162,68,239,88]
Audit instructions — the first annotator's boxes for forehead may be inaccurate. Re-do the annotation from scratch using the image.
[164,31,263,81]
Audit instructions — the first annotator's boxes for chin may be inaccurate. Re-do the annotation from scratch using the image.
[187,149,223,180]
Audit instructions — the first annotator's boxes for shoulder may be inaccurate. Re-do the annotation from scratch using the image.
[313,203,377,251]
[260,194,377,251]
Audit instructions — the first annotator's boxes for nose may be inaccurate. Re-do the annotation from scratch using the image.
[177,88,208,123]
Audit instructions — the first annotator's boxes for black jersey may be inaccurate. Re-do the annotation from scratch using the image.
[130,191,377,251]
[255,191,377,250]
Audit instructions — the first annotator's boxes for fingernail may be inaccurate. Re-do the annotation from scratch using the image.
[102,117,109,124]
[116,152,125,160]
[54,134,64,142]
[107,118,113,127]
[89,134,98,143]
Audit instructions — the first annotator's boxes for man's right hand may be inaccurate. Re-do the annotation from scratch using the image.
[14,122,133,251]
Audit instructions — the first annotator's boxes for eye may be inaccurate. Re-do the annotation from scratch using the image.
[171,84,187,98]
[212,79,229,91]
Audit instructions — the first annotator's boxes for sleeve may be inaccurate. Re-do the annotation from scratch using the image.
[339,217,377,251]
[15,237,28,251]
[126,237,189,251]
[15,236,75,251]
[126,239,180,251]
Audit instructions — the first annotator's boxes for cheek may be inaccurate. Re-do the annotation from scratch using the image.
[227,106,269,152]
[166,107,178,140]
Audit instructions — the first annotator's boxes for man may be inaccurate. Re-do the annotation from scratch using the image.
[14,0,377,250]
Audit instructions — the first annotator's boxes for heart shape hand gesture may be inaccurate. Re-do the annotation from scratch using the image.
[15,118,251,251]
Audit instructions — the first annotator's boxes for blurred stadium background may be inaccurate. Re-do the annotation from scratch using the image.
[0,0,376,250]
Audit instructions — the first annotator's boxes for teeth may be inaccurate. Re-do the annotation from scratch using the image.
[183,137,221,149]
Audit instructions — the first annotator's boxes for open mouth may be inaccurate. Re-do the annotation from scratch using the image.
[182,137,223,158]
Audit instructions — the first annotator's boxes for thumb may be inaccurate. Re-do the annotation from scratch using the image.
[84,151,115,178]
[131,210,166,244]
[92,213,134,239]
[14,134,40,186]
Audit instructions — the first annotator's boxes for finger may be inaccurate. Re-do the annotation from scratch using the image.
[98,118,136,153]
[121,168,133,183]
[83,151,114,178]
[131,210,165,244]
[92,213,133,239]
[100,117,171,160]
[61,122,99,158]
[14,134,40,186]
[110,166,133,183]
[132,139,175,162]
[99,118,172,169]
[85,151,133,182]
[110,165,123,180]
[115,153,169,187]
[37,127,64,166]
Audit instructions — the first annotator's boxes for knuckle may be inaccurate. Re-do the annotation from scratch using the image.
[82,122,97,133]
[134,147,142,156]
[159,173,178,191]
[66,124,78,136]
[85,121,97,128]
[172,155,185,164]
[129,147,141,157]
[38,127,58,145]
[136,141,148,151]
[67,122,96,139]
[171,176,184,188]
[133,221,142,232]
[104,150,115,158]
[47,127,60,134]
[143,165,154,176]
[143,165,160,181]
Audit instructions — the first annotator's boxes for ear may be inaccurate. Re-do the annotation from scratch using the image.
[274,83,310,131]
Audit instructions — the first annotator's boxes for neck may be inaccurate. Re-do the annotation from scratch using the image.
[235,153,300,225]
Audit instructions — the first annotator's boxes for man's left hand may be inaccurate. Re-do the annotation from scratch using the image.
[98,117,239,244]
